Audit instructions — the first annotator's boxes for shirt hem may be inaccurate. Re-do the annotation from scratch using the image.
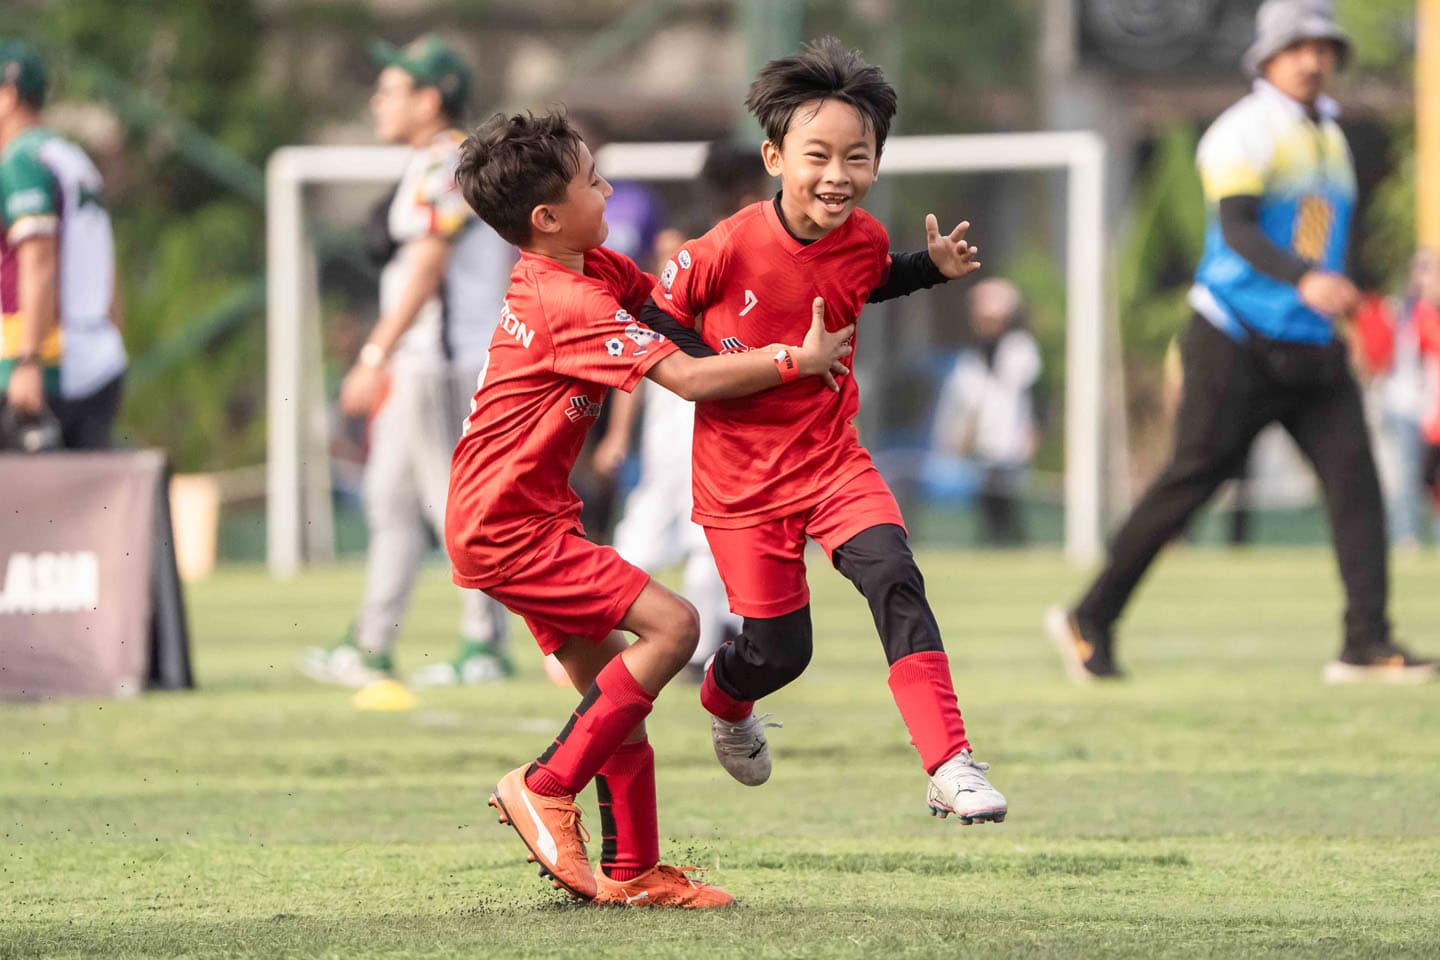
[691,458,874,529]
[451,521,585,590]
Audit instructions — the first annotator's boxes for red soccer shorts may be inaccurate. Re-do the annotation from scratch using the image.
[703,466,905,618]
[480,532,651,655]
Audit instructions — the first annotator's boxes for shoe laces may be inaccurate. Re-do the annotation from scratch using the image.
[555,801,591,847]
[937,751,992,792]
[655,864,704,888]
[714,712,782,750]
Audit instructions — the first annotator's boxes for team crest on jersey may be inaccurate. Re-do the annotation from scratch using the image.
[677,249,692,269]
[719,336,750,354]
[605,337,624,357]
[660,259,678,299]
[564,394,603,422]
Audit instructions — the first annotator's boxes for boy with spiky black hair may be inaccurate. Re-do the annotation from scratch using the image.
[446,109,854,906]
[640,37,1008,823]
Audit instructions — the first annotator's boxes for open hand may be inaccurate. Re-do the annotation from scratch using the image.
[925,214,982,279]
[799,297,855,392]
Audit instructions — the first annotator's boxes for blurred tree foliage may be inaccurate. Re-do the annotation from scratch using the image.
[15,0,367,471]
[1335,0,1421,291]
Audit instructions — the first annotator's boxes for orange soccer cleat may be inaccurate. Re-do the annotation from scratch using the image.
[592,864,737,909]
[488,766,596,900]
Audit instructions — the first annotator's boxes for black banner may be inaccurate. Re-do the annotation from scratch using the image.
[0,450,193,700]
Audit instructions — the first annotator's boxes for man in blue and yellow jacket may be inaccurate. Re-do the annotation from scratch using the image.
[1050,0,1435,684]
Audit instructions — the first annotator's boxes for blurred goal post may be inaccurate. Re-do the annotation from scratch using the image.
[265,132,1108,577]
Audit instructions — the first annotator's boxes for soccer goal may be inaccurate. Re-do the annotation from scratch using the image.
[265,132,1109,577]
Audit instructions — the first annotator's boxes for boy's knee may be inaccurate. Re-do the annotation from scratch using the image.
[737,609,813,686]
[837,527,924,597]
[867,552,923,594]
[660,596,700,664]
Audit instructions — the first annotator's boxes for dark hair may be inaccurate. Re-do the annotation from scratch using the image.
[744,36,897,154]
[439,96,464,126]
[455,110,584,247]
[699,141,771,217]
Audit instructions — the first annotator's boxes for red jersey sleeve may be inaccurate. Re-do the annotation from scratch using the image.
[872,218,893,286]
[547,282,678,393]
[651,229,726,326]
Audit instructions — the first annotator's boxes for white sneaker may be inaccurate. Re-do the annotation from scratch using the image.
[710,712,782,786]
[927,750,1007,824]
[298,642,391,688]
[411,649,515,688]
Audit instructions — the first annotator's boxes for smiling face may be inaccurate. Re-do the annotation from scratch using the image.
[532,139,613,254]
[1263,37,1339,108]
[762,98,879,240]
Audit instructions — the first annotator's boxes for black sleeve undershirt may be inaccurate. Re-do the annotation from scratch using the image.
[1219,194,1310,286]
[868,250,949,303]
[640,298,716,358]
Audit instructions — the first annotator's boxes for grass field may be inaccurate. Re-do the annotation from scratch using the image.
[4,549,1440,958]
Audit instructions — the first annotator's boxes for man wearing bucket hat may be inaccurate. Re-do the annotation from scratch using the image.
[0,39,127,450]
[301,35,515,690]
[1048,0,1436,684]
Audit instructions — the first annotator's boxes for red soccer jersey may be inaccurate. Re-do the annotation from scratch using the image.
[652,200,892,527]
[447,247,677,587]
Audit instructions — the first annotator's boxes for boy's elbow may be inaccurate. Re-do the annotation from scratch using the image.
[658,356,706,401]
[673,372,707,402]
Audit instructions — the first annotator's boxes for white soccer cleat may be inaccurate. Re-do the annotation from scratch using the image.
[710,712,782,786]
[927,750,1008,824]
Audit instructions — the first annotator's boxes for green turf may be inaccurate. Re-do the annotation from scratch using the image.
[4,549,1440,958]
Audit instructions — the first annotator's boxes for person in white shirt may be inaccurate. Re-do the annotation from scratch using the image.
[931,278,1041,545]
[300,36,512,689]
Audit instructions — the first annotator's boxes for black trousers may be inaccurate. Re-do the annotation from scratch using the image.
[1075,314,1389,651]
[978,467,1026,546]
[50,373,125,450]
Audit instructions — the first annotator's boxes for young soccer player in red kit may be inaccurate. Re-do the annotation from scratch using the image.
[639,37,1008,823]
[444,111,854,906]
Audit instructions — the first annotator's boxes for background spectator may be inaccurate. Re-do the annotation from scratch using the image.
[930,277,1042,545]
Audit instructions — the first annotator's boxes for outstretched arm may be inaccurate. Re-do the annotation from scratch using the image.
[647,298,853,402]
[869,215,982,303]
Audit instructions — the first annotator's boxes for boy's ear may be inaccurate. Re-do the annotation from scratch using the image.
[761,140,784,178]
[530,203,561,237]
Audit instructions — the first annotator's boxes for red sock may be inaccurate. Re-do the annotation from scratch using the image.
[595,739,659,881]
[700,661,753,722]
[887,651,970,774]
[525,656,655,797]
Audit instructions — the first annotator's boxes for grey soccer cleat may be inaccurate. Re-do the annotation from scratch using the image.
[927,749,1008,824]
[710,712,783,786]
